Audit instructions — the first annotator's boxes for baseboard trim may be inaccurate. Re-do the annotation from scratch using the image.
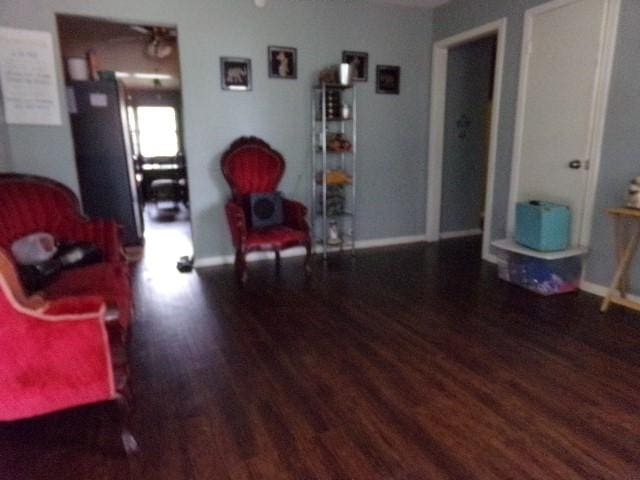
[354,234,428,249]
[440,229,483,240]
[579,279,640,304]
[483,252,498,264]
[580,280,608,297]
[194,256,233,268]
[195,252,639,302]
[194,234,428,269]
[194,247,306,268]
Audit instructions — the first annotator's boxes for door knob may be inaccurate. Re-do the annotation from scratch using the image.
[568,159,582,169]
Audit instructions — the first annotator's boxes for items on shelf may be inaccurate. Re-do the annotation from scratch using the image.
[326,132,352,152]
[627,176,640,209]
[341,102,351,120]
[325,88,341,119]
[328,221,341,245]
[317,63,352,86]
[314,132,352,152]
[316,185,346,217]
[315,169,352,186]
[318,67,338,84]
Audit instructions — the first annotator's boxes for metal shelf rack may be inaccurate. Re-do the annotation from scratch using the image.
[311,83,357,259]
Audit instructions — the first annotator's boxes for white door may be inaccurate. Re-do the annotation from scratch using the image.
[511,0,609,247]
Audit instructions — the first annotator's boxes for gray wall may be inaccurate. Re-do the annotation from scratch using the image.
[0,0,432,261]
[441,35,495,234]
[0,84,10,172]
[434,0,640,292]
[584,0,640,289]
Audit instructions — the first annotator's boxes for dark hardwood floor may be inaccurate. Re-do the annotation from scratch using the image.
[2,222,640,479]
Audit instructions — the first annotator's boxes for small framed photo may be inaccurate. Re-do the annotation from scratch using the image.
[376,65,400,94]
[268,46,297,79]
[220,57,252,91]
[342,51,368,82]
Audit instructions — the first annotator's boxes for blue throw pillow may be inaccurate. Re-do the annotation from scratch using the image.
[249,192,283,229]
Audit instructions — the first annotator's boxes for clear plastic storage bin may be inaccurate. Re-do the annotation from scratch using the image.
[492,239,586,296]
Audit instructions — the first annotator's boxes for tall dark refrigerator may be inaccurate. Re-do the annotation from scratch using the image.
[67,80,143,245]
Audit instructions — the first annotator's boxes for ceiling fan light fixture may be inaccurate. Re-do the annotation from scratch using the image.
[145,39,173,59]
[254,0,267,7]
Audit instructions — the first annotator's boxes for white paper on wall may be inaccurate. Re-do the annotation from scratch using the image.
[0,27,61,125]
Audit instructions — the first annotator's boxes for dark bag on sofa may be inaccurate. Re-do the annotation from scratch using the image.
[56,242,103,269]
[19,259,62,293]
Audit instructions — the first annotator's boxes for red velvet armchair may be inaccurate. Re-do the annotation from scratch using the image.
[0,174,136,453]
[221,137,311,283]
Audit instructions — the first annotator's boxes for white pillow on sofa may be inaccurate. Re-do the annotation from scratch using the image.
[11,232,58,265]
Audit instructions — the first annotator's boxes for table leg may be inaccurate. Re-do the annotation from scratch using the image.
[601,220,640,312]
[615,217,631,297]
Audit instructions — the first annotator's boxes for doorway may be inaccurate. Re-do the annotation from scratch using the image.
[427,19,507,262]
[439,35,496,242]
[56,15,192,266]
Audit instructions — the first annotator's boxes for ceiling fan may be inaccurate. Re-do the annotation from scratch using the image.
[108,25,177,59]
[130,26,177,59]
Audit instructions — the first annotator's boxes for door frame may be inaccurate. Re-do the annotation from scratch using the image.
[506,0,621,247]
[426,18,507,262]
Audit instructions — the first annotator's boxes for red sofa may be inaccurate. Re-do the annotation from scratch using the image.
[0,174,135,449]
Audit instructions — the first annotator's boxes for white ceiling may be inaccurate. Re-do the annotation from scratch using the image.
[365,0,450,8]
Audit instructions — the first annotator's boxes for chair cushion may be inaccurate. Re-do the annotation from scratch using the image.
[42,263,131,327]
[245,226,309,251]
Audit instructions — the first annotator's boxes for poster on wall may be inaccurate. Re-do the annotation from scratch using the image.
[0,27,61,125]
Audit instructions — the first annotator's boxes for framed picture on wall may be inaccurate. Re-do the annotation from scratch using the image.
[220,57,252,91]
[376,65,400,94]
[342,51,368,82]
[268,46,297,79]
